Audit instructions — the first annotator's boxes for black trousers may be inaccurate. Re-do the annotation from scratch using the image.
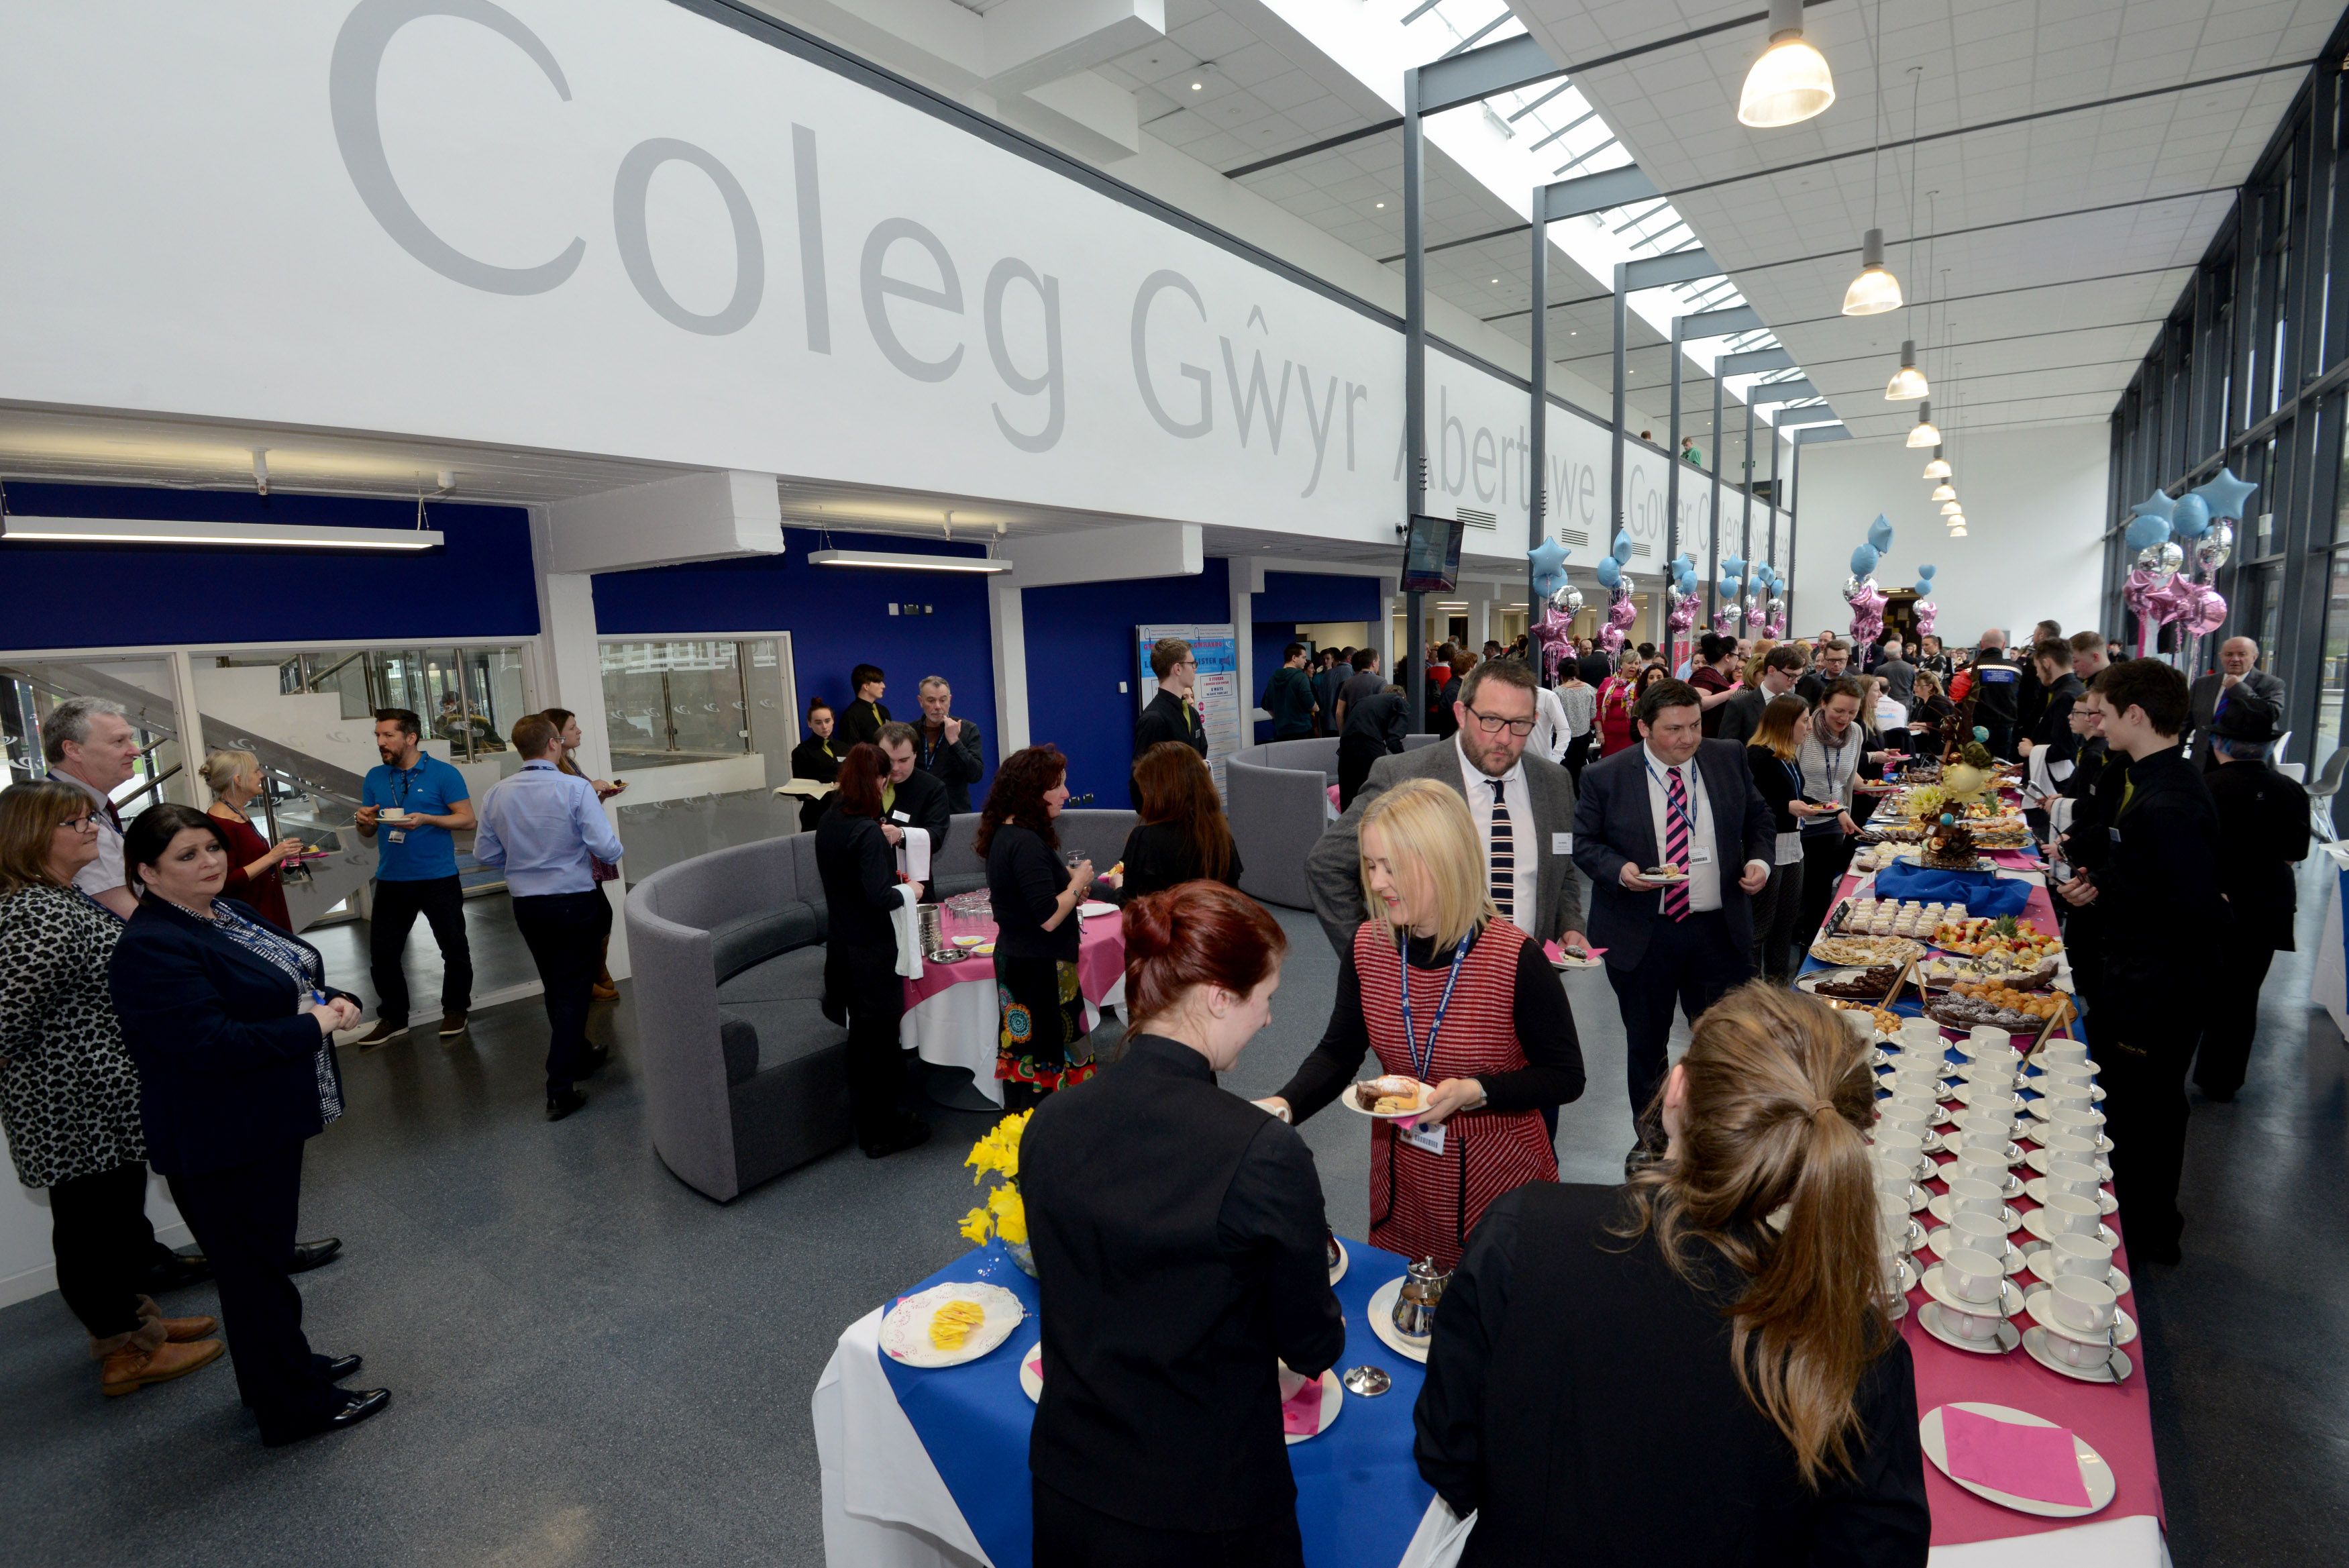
[511,888,612,1093]
[826,941,908,1145]
[1749,857,1806,982]
[2195,936,2279,1100]
[1606,909,1750,1137]
[1033,1479,1304,1568]
[1336,737,1386,812]
[1797,830,1857,951]
[2093,996,2199,1257]
[1563,731,1594,792]
[48,1159,152,1341]
[368,874,472,1025]
[167,1144,344,1443]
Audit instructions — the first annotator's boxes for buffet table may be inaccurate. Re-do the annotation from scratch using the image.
[898,912,1126,1109]
[2310,842,2349,1043]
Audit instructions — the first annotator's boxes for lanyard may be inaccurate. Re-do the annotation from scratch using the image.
[1781,757,1803,799]
[388,763,422,809]
[1395,929,1473,1083]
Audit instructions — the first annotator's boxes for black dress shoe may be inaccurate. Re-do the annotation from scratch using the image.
[546,1088,588,1122]
[322,1353,363,1381]
[580,1044,612,1076]
[144,1247,213,1292]
[264,1388,391,1446]
[862,1118,933,1159]
[287,1238,343,1273]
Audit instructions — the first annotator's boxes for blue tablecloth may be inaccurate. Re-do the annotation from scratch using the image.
[876,1237,1434,1568]
[1866,861,2033,917]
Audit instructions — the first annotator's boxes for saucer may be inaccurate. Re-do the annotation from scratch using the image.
[2020,1246,2130,1299]
[2022,1326,2132,1385]
[2024,1146,2111,1181]
[1886,1216,1928,1253]
[1918,1300,2020,1355]
[1927,1194,2021,1231]
[2020,1210,2120,1249]
[1885,1180,1930,1213]
[2024,1176,2118,1215]
[2026,1097,2107,1125]
[1919,1263,2024,1319]
[1924,1227,2026,1274]
[1366,1277,1430,1365]
[1938,1131,2025,1165]
[2023,1287,2138,1345]
[1933,1158,2025,1199]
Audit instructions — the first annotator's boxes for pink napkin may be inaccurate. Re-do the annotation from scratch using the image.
[1280,1373,1326,1435]
[1543,941,1608,964]
[1941,1406,2089,1506]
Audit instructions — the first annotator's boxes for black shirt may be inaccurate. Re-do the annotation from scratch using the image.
[842,696,890,748]
[1133,688,1206,757]
[2087,747,2222,990]
[813,811,900,951]
[986,823,1077,961]
[1341,690,1412,753]
[1274,929,1585,1118]
[2207,759,2311,951]
[1112,819,1244,904]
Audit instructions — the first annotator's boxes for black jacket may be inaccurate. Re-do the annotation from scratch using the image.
[1132,688,1208,808]
[1024,1035,1345,1532]
[814,810,902,951]
[1572,740,1777,970]
[1416,1184,1930,1567]
[2086,747,2222,990]
[2187,670,2287,774]
[912,718,984,813]
[1340,690,1412,754]
[2207,759,2311,950]
[1967,654,2024,727]
[1112,820,1244,904]
[2032,672,2086,764]
[1577,651,1612,688]
[884,765,953,868]
[789,736,839,832]
[986,823,1076,962]
[107,898,355,1178]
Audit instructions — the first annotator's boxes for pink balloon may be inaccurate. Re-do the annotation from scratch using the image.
[1608,596,1638,629]
[1600,625,1626,654]
[2122,568,2156,623]
[2185,584,2229,639]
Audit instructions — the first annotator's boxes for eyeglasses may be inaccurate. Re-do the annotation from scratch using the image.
[56,813,99,831]
[1465,707,1536,737]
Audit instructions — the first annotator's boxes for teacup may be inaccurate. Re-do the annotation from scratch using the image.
[1944,1207,2011,1256]
[2038,1191,2103,1239]
[1870,1129,1933,1182]
[1837,1008,1876,1041]
[2040,1039,2089,1067]
[2044,1231,2115,1280]
[2043,1159,2103,1204]
[1955,1058,2018,1087]
[2036,1076,2095,1108]
[1875,1100,1934,1139]
[1952,1143,2014,1184]
[1965,1084,2024,1112]
[2043,1105,2107,1140]
[2036,1129,2101,1167]
[1945,1174,2008,1222]
[1877,1194,1916,1253]
[1898,1018,1944,1051]
[1954,1107,2017,1143]
[2050,1274,2118,1334]
[1968,1025,2010,1054]
[2044,1330,2117,1367]
[1942,1246,2007,1307]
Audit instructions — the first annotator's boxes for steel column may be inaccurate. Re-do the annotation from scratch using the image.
[1666,313,1685,574]
[1404,68,1426,730]
[1528,193,1549,658]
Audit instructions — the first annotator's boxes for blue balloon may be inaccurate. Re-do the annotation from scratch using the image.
[2122,513,2171,552]
[2129,489,2177,525]
[2191,468,2258,523]
[1867,515,1894,552]
[1918,564,1935,578]
[1850,544,1879,576]
[1722,555,1746,578]
[1595,556,1622,589]
[2169,493,2211,540]
[1914,580,1933,596]
[1612,530,1635,564]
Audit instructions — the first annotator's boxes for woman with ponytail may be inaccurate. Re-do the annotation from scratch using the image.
[1414,983,1930,1565]
[1021,882,1343,1568]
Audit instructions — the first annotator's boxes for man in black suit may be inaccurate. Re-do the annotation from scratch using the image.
[1716,644,1804,744]
[1131,637,1207,806]
[2014,619,2062,742]
[1577,641,1612,690]
[2186,637,2286,774]
[910,676,984,813]
[1335,684,1410,810]
[2197,699,2311,1101]
[1572,679,1774,1167]
[876,723,952,897]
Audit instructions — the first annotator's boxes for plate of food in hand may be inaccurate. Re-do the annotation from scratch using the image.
[1641,864,1689,882]
[1809,933,1927,968]
[1925,983,2075,1035]
[1344,1076,1433,1118]
[880,1282,1027,1368]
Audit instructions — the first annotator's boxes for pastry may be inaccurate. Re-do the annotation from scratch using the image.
[1355,1076,1423,1110]
[928,1300,988,1351]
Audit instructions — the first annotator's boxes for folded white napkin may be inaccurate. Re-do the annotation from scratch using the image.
[897,825,931,886]
[890,884,923,979]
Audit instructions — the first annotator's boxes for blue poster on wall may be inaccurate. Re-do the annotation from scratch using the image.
[1135,623,1242,794]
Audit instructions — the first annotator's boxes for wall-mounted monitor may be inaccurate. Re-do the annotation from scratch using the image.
[1399,513,1464,593]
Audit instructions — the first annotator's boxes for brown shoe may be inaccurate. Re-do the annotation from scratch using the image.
[353,1018,408,1051]
[437,1009,468,1040]
[101,1338,225,1396]
[590,982,619,1002]
[160,1315,218,1342]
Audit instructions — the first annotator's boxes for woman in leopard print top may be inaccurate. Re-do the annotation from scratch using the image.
[0,780,223,1392]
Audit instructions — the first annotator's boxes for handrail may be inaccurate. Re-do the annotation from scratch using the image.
[300,651,365,693]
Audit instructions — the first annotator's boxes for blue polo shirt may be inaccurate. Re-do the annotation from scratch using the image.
[362,754,470,882]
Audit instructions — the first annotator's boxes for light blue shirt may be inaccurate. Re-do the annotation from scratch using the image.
[471,762,623,898]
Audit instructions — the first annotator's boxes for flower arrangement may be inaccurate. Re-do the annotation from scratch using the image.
[958,1111,1032,1270]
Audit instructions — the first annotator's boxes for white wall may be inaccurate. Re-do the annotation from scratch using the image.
[1791,423,2110,651]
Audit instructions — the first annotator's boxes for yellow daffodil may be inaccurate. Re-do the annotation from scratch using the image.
[959,1206,994,1245]
[987,1184,1028,1245]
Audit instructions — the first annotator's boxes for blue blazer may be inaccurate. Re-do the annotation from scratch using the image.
[1570,740,1776,971]
[107,897,354,1178]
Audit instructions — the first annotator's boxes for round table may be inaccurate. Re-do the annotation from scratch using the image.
[899,909,1126,1108]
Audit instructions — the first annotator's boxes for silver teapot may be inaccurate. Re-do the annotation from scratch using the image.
[1392,1256,1449,1340]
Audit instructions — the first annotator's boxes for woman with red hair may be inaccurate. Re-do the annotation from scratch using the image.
[1021,882,1343,1568]
[815,743,928,1158]
[977,745,1098,1107]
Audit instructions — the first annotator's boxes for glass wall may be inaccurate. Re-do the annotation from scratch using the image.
[597,637,791,776]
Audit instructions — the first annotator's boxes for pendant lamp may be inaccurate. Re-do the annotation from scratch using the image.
[1940,500,1962,516]
[1931,482,1956,503]
[1738,0,1836,127]
[1906,399,1942,448]
[1885,339,1928,401]
[1948,521,1968,537]
[1922,451,1951,479]
[1843,229,1902,315]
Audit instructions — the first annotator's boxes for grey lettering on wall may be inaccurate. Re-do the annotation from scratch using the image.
[1298,372,1340,498]
[792,125,830,354]
[1220,335,1293,452]
[1131,270,1211,439]
[862,218,964,382]
[983,258,1063,454]
[613,139,764,335]
[329,0,584,296]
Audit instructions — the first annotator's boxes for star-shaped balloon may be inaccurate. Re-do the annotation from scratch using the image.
[1867,515,1894,552]
[2191,468,2258,523]
[2129,489,2177,525]
[1528,536,1572,597]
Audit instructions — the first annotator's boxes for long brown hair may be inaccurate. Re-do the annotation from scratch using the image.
[973,744,1065,855]
[541,708,585,778]
[1131,741,1235,882]
[834,743,887,819]
[0,780,92,898]
[1751,694,1809,762]
[1615,983,1889,1487]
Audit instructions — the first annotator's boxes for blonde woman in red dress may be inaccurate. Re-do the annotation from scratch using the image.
[1265,779,1584,1268]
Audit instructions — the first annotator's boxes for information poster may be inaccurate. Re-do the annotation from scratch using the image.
[1136,623,1243,795]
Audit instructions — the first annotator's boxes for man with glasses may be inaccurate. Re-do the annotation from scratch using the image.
[1307,659,1586,963]
[1132,637,1207,807]
[44,696,142,919]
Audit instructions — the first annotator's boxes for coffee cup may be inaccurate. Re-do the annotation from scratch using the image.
[1898,1018,1943,1051]
[1966,1083,2024,1110]
[2036,1078,2095,1110]
[1955,1057,2017,1086]
[2039,1191,2103,1239]
[2044,1329,2114,1368]
[1875,1100,1933,1139]
[1870,1127,1932,1180]
[1954,1107,2016,1144]
[2049,1274,2118,1334]
[2036,1129,2101,1167]
[1942,1247,2007,1307]
[2043,1159,2103,1204]
[2040,1038,2089,1067]
[1967,1025,2009,1054]
[1837,1008,1875,1041]
[2043,1105,2107,1140]
[1944,1208,2010,1256]
[2045,1231,2114,1281]
[1952,1143,2014,1184]
[1877,1194,1915,1253]
[1945,1174,2008,1222]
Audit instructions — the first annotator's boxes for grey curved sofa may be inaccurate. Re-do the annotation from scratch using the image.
[1228,734,1443,909]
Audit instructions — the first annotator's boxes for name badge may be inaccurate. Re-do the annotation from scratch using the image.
[1688,845,1715,866]
[1551,831,1573,854]
[890,810,910,823]
[386,829,407,843]
[2109,825,2123,843]
[1397,1120,1447,1156]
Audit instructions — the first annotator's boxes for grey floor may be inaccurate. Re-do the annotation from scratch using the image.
[1,878,2342,1565]
[305,890,546,1021]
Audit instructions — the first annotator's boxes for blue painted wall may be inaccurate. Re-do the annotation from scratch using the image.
[1022,558,1231,805]
[0,482,538,648]
[1249,572,1378,739]
[591,528,1000,795]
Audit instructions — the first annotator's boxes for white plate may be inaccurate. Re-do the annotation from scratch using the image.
[1342,1080,1434,1120]
[1927,1194,2021,1232]
[2021,1246,2130,1298]
[1920,1400,2116,1517]
[951,934,986,948]
[2024,1177,2118,1215]
[2023,1287,2138,1346]
[1919,1263,2024,1320]
[1019,1341,1043,1402]
[1367,1276,1430,1364]
[1077,900,1118,918]
[880,1282,1027,1368]
[1327,1237,1349,1287]
[1918,1301,2020,1355]
[1284,1368,1343,1445]
[2020,1210,2120,1249]
[2024,1146,2112,1181]
[1924,1227,2026,1274]
[2022,1328,2135,1387]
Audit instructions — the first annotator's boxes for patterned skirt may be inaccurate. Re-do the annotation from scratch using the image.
[996,956,1095,1093]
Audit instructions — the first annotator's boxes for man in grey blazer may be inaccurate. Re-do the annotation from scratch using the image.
[2186,637,2285,774]
[1307,659,1587,957]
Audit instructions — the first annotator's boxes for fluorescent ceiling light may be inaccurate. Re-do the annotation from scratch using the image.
[0,515,441,550]
[806,548,1011,574]
[1738,0,1835,128]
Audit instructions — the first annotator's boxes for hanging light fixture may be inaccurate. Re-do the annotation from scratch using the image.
[1738,0,1836,127]
[1948,521,1969,537]
[1885,339,1928,400]
[1844,229,1903,315]
[1923,448,1952,479]
[1906,399,1941,448]
[1931,480,1956,502]
[1940,499,1962,516]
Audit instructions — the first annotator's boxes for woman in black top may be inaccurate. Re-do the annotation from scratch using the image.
[1746,695,1826,984]
[978,745,1098,1108]
[1104,741,1245,903]
[1415,984,1930,1566]
[813,743,929,1158]
[2196,700,2313,1100]
[788,698,842,833]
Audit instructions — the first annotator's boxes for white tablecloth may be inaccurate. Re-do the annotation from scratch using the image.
[898,976,1126,1109]
[2311,845,2349,1043]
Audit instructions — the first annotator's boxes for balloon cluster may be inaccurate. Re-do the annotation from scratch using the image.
[2122,468,2254,648]
[1842,516,1894,645]
[1912,564,1937,638]
[1528,600,1575,681]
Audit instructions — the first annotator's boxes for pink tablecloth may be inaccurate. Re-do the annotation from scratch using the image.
[1836,861,2165,1547]
[902,911,1126,1010]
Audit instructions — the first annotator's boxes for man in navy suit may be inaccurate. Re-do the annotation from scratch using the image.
[1572,679,1775,1169]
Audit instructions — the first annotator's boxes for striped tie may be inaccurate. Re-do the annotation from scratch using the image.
[1663,766,1691,922]
[1488,778,1514,925]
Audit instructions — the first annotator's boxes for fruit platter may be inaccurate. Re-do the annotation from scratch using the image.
[1931,915,2062,960]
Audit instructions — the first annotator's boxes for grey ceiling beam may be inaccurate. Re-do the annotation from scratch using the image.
[1682,303,1764,337]
[1748,376,1820,403]
[1717,346,1795,377]
[1534,164,1659,222]
[1623,246,1718,291]
[1417,33,1561,115]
